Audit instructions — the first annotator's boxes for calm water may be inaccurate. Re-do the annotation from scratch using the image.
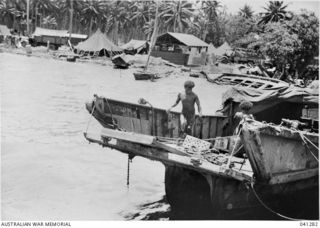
[1,53,226,220]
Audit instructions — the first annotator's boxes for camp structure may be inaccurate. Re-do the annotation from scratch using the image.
[74,29,122,57]
[0,24,11,42]
[221,85,319,133]
[215,41,232,57]
[207,43,218,64]
[151,32,208,66]
[121,39,149,55]
[32,27,87,49]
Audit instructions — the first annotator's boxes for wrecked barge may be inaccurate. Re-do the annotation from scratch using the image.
[84,85,319,220]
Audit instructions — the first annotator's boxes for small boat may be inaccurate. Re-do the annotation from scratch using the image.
[133,2,160,81]
[133,72,159,81]
[84,119,318,219]
[206,73,288,89]
[112,54,130,69]
[66,56,76,62]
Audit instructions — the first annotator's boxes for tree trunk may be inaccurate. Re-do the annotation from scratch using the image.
[26,0,30,35]
[89,17,93,36]
[68,0,74,41]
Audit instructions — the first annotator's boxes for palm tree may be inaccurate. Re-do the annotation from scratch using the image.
[258,1,289,25]
[187,13,208,41]
[30,0,57,28]
[159,0,195,33]
[129,1,150,39]
[0,0,21,28]
[201,0,222,45]
[239,4,254,19]
[81,0,106,36]
[104,1,131,44]
[42,15,57,29]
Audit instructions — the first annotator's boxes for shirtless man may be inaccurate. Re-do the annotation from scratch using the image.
[167,80,202,135]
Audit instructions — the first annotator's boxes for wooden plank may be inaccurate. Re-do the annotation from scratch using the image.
[140,119,151,135]
[173,113,180,138]
[209,117,218,138]
[216,117,226,137]
[192,117,202,138]
[269,168,319,185]
[132,118,142,133]
[116,116,133,132]
[201,117,210,139]
[100,128,155,145]
[156,110,162,136]
[148,110,154,136]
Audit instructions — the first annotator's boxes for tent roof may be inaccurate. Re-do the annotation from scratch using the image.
[121,39,147,50]
[75,29,122,52]
[0,24,11,36]
[215,42,232,56]
[69,33,88,39]
[33,27,68,37]
[208,43,217,54]
[222,85,319,106]
[33,27,87,39]
[160,32,208,47]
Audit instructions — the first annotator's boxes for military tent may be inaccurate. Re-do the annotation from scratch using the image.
[121,39,149,55]
[207,43,217,55]
[207,43,217,64]
[215,42,232,56]
[0,24,11,37]
[75,29,122,56]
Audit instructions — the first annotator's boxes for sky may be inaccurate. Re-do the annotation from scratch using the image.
[219,0,319,17]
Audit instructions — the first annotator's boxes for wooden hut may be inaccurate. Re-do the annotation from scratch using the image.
[151,32,208,65]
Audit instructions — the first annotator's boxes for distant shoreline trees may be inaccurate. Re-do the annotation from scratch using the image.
[0,0,318,76]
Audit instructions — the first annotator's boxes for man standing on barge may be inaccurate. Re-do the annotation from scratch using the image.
[167,80,202,136]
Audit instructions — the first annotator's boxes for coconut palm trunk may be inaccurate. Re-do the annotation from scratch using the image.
[145,1,159,70]
[26,0,30,35]
[68,0,73,42]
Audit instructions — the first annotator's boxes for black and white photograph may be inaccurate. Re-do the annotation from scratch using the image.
[0,0,319,225]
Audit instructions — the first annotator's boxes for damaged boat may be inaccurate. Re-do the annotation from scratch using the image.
[84,84,318,220]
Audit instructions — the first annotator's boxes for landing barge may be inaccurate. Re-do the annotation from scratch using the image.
[84,84,318,220]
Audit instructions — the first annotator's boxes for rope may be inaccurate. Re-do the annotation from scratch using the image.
[85,103,96,133]
[104,98,117,127]
[292,129,319,162]
[127,155,131,188]
[225,128,242,169]
[250,182,306,221]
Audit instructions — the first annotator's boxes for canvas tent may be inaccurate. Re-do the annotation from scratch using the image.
[121,39,149,55]
[215,42,232,56]
[0,24,11,36]
[221,85,318,126]
[207,43,217,55]
[75,29,122,56]
[0,24,11,43]
[207,43,217,64]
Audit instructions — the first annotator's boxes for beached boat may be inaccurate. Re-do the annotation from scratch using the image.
[133,72,159,81]
[84,119,318,219]
[111,54,130,69]
[206,73,288,89]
